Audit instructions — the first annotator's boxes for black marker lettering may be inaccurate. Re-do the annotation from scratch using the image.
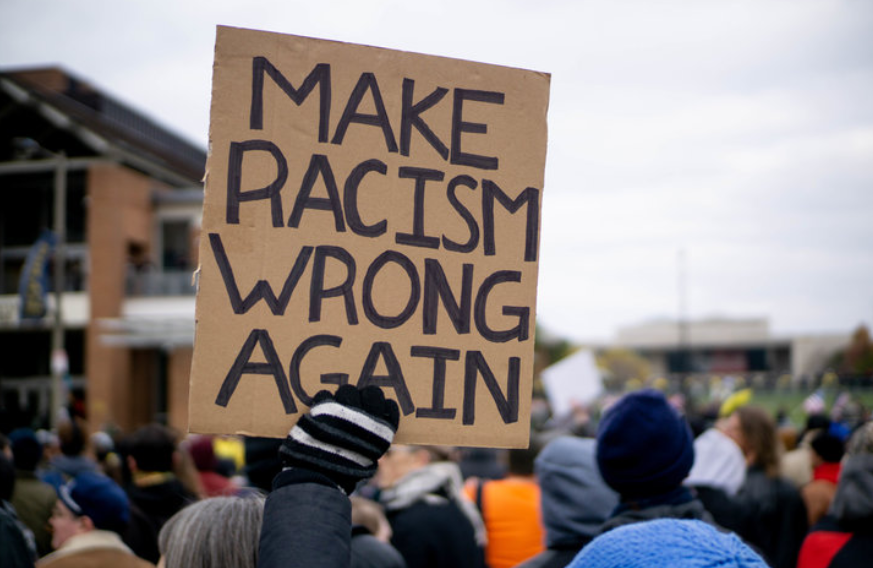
[400,78,449,160]
[332,72,397,152]
[395,167,443,249]
[482,180,540,262]
[462,351,519,425]
[250,58,331,143]
[443,175,480,254]
[362,251,420,329]
[215,329,297,414]
[358,342,414,415]
[412,346,459,420]
[344,159,388,237]
[423,259,472,335]
[289,335,347,407]
[288,154,345,232]
[209,233,312,315]
[474,270,530,343]
[450,89,504,170]
[226,140,287,227]
[309,246,358,324]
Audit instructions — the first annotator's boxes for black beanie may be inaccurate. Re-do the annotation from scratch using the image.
[596,389,695,499]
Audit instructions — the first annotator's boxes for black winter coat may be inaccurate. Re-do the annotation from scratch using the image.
[733,466,808,568]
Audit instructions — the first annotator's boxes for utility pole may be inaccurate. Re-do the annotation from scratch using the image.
[51,152,68,429]
[678,248,690,374]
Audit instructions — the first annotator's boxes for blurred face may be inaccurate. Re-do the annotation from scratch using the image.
[49,501,88,550]
[377,446,424,489]
[722,413,752,465]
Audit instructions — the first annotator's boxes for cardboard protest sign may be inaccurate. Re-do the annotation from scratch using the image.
[189,26,550,447]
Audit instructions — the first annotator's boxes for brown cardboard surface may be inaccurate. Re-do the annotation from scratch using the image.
[189,26,550,448]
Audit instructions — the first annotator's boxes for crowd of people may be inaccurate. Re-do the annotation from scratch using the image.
[0,384,870,568]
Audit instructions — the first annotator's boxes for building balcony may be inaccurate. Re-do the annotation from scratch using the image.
[125,268,195,297]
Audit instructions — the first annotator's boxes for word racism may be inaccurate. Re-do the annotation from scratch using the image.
[193,30,548,444]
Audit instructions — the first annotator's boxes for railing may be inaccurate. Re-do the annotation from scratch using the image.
[126,269,195,297]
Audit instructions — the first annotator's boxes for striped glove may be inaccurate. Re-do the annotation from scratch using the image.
[279,384,400,494]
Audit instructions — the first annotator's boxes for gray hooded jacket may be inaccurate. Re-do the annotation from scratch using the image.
[515,437,618,568]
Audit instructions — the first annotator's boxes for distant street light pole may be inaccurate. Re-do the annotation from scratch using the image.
[51,152,68,429]
[678,248,690,374]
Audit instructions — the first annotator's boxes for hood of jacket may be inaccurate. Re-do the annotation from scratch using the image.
[830,453,873,528]
[535,437,619,548]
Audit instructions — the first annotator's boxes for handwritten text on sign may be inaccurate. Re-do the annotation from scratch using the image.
[189,26,550,447]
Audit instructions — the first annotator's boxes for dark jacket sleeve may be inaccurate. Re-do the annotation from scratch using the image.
[258,469,352,568]
[0,508,35,568]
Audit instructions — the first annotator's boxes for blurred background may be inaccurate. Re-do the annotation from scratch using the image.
[0,0,871,434]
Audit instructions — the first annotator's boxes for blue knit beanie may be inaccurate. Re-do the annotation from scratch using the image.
[596,389,694,498]
[566,519,769,568]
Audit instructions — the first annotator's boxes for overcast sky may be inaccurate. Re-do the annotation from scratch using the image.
[2,0,871,343]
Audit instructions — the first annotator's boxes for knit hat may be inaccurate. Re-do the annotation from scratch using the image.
[9,428,43,471]
[57,472,130,533]
[189,435,218,472]
[566,519,769,568]
[596,389,694,498]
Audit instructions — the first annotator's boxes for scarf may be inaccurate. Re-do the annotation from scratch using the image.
[380,462,487,545]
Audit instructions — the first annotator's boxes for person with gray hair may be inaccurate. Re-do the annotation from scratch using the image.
[797,420,873,568]
[158,495,265,568]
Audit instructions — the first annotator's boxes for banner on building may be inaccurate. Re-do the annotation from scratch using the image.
[188,26,550,447]
[18,229,56,321]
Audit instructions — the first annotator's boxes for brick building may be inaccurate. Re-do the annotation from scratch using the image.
[0,67,205,434]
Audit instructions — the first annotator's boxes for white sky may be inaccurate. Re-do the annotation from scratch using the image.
[2,0,871,342]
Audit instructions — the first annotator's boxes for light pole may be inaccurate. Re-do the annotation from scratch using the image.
[51,151,68,429]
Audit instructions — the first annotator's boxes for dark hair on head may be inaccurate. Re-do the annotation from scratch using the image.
[508,438,542,476]
[0,453,15,501]
[810,432,844,463]
[58,417,87,456]
[127,424,178,473]
[735,406,781,477]
[10,428,43,471]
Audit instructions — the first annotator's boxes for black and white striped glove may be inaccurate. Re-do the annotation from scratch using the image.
[279,384,400,494]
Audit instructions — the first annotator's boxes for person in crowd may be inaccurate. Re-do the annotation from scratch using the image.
[122,424,198,563]
[9,428,57,556]
[515,436,618,568]
[1,452,37,568]
[1,433,12,459]
[459,448,507,481]
[187,435,239,497]
[40,417,100,489]
[158,495,265,568]
[257,384,400,568]
[722,406,808,568]
[594,389,716,533]
[90,431,124,485]
[350,496,407,568]
[781,413,830,488]
[565,518,769,568]
[801,432,844,527]
[797,421,873,568]
[38,472,153,567]
[464,443,545,568]
[683,426,747,530]
[376,444,485,568]
[243,437,283,493]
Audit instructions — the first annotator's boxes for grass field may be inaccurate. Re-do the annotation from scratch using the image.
[734,388,873,427]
